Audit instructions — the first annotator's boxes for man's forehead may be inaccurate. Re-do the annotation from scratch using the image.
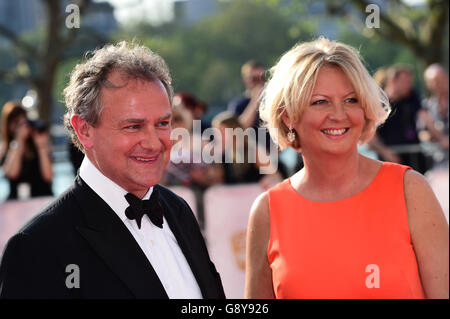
[98,71,170,116]
[117,112,172,124]
[104,70,157,88]
[105,70,128,85]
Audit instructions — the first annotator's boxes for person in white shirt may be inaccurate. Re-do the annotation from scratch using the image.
[0,42,225,299]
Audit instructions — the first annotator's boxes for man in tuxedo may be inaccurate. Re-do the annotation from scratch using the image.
[0,42,225,299]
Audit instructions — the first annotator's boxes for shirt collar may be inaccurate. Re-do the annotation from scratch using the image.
[79,156,153,222]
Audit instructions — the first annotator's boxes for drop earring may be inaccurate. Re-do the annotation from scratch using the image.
[287,125,296,143]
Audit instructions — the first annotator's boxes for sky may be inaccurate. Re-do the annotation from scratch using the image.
[101,0,174,25]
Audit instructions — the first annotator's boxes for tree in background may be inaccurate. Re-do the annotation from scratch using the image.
[3,0,446,122]
[114,0,314,107]
[338,24,427,92]
[0,0,105,124]
[290,0,449,68]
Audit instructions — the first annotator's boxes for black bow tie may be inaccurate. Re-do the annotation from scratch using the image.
[124,189,164,229]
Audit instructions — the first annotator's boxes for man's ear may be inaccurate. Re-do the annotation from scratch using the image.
[71,115,94,150]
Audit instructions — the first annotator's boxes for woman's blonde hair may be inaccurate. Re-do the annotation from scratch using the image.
[259,37,390,151]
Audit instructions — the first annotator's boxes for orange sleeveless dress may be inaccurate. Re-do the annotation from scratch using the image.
[267,162,425,299]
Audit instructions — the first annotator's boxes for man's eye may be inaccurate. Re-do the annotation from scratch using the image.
[158,121,170,127]
[124,125,141,130]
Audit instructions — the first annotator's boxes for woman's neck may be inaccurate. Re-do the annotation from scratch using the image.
[294,149,365,201]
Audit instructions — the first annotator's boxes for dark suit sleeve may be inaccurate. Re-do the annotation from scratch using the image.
[0,232,69,299]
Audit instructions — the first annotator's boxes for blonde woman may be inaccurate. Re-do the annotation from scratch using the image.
[245,38,449,299]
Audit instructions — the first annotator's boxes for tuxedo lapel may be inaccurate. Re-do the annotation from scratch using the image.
[72,177,168,299]
[157,185,210,298]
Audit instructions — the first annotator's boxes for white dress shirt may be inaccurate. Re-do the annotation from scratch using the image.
[79,157,202,299]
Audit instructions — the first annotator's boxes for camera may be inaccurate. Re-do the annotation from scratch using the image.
[251,74,265,83]
[28,120,49,133]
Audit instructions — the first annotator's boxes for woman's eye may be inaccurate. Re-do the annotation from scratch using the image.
[311,99,327,105]
[345,97,358,103]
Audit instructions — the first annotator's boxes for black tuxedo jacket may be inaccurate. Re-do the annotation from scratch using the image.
[0,177,225,299]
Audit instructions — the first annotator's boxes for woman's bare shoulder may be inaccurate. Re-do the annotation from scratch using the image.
[403,169,435,202]
[403,169,447,233]
[249,191,270,230]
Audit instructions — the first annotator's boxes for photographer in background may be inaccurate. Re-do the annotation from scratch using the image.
[0,101,53,200]
[228,60,266,130]
[228,60,275,153]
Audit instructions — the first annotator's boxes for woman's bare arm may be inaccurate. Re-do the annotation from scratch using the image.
[245,192,275,298]
[404,170,449,299]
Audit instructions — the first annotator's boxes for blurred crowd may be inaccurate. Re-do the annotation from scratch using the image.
[370,63,449,173]
[0,60,448,210]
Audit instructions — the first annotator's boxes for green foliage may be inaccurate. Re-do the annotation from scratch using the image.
[4,0,443,117]
[53,57,82,107]
[113,0,313,106]
[337,25,426,93]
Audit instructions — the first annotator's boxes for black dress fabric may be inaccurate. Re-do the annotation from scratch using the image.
[1,141,53,200]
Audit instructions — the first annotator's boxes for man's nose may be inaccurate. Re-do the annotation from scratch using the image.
[140,126,162,151]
